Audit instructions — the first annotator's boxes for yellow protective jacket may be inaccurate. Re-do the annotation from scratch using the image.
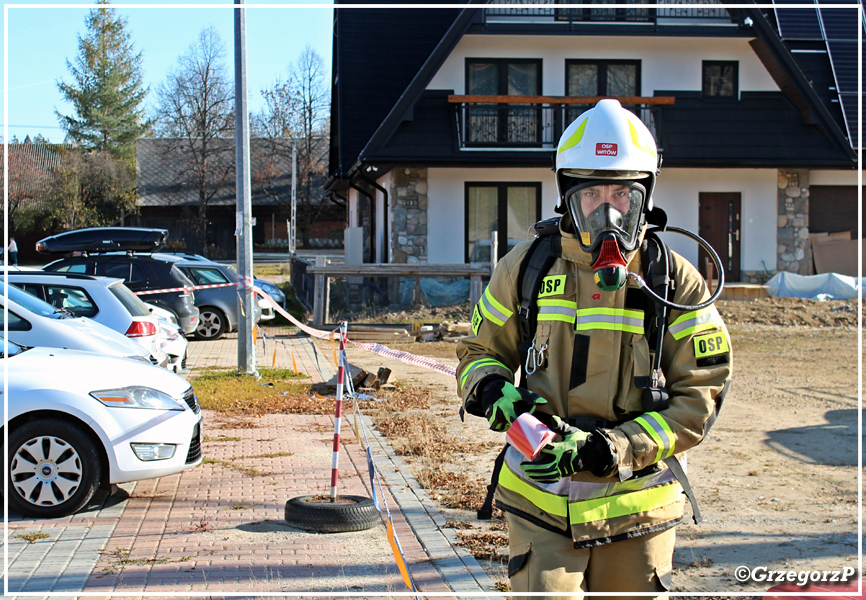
[456,224,732,547]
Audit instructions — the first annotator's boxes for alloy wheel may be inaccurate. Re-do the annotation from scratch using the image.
[11,435,83,508]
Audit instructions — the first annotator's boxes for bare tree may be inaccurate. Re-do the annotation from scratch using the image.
[254,45,329,247]
[153,26,234,256]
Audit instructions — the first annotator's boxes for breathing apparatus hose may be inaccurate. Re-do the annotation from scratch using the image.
[630,226,725,312]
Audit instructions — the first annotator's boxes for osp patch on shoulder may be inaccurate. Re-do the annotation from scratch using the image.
[472,304,483,336]
[538,275,566,298]
[694,332,730,367]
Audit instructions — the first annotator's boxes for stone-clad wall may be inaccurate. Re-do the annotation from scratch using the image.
[391,168,429,264]
[777,169,810,276]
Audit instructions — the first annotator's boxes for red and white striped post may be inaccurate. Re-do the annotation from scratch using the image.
[329,321,348,502]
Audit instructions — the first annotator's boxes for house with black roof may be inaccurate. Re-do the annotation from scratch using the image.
[325,1,862,282]
[135,137,339,258]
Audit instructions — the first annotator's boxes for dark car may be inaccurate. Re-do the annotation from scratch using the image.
[37,228,200,335]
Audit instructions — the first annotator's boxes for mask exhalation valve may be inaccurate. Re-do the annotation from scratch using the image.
[591,233,629,292]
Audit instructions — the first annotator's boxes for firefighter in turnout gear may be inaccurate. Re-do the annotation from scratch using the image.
[456,99,732,599]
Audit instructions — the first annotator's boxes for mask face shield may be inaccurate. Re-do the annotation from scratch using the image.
[564,180,648,253]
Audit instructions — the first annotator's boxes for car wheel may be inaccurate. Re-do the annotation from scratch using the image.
[7,418,102,518]
[194,307,227,340]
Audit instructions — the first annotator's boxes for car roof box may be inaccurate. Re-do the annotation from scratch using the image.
[36,227,168,254]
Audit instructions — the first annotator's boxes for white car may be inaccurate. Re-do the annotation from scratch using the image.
[3,337,203,518]
[7,272,169,369]
[146,303,190,374]
[1,281,153,364]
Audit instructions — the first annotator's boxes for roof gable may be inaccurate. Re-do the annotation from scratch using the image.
[329,1,857,178]
[329,2,467,184]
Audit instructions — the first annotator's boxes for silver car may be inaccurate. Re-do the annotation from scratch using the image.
[8,272,169,368]
[0,281,153,364]
[169,259,263,340]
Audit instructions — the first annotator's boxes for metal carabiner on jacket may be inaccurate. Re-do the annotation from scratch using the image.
[536,343,548,371]
[525,345,538,375]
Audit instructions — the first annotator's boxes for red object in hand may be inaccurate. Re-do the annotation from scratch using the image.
[506,413,556,461]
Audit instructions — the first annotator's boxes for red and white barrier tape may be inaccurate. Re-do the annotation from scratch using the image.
[252,290,458,380]
[134,282,236,295]
[347,339,457,379]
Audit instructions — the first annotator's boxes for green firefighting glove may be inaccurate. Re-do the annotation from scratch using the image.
[521,428,617,483]
[478,378,548,433]
[520,429,591,483]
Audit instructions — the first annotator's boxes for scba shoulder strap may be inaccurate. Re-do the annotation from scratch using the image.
[515,218,561,387]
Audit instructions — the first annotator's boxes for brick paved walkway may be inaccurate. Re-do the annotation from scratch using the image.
[3,327,493,598]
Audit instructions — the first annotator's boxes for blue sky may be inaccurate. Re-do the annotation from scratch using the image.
[2,1,335,143]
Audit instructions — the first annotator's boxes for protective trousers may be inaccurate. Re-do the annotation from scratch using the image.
[506,512,676,600]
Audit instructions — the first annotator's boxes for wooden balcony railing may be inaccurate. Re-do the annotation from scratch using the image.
[448,95,674,150]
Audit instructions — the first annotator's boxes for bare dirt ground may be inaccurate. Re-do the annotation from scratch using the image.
[335,297,862,595]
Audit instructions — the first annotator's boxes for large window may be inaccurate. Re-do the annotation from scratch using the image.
[465,183,541,262]
[466,59,542,145]
[702,61,738,98]
[566,59,640,122]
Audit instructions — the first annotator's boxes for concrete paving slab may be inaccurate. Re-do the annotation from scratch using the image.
[4,331,494,597]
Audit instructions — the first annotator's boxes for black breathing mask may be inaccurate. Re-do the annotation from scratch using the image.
[564,179,648,292]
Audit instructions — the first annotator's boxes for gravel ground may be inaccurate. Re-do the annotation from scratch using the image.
[333,296,862,594]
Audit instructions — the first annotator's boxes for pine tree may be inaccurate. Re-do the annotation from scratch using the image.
[56,0,150,163]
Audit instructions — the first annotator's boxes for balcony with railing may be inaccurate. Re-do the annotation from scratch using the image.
[449,96,674,152]
[482,0,735,27]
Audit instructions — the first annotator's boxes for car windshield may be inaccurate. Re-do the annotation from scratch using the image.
[109,281,151,317]
[0,336,27,357]
[1,280,68,318]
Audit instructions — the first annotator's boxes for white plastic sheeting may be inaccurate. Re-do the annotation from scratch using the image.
[765,272,861,300]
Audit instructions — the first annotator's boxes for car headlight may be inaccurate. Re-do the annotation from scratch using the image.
[90,387,186,411]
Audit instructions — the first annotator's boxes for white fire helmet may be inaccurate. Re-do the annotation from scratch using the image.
[555,99,661,253]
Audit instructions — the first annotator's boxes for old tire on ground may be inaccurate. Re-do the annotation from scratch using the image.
[284,495,378,533]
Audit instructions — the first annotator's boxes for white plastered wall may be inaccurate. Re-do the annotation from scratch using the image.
[810,170,861,186]
[427,167,779,274]
[427,35,779,96]
[656,169,778,272]
[427,168,558,264]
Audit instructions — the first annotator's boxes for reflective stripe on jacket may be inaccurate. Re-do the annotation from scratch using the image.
[456,224,732,545]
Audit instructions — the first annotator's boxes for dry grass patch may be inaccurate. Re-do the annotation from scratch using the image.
[366,383,434,411]
[417,464,488,510]
[455,530,509,564]
[193,368,332,415]
[374,413,471,458]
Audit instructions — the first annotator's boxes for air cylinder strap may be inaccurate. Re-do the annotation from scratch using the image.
[478,444,509,520]
[664,455,702,524]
